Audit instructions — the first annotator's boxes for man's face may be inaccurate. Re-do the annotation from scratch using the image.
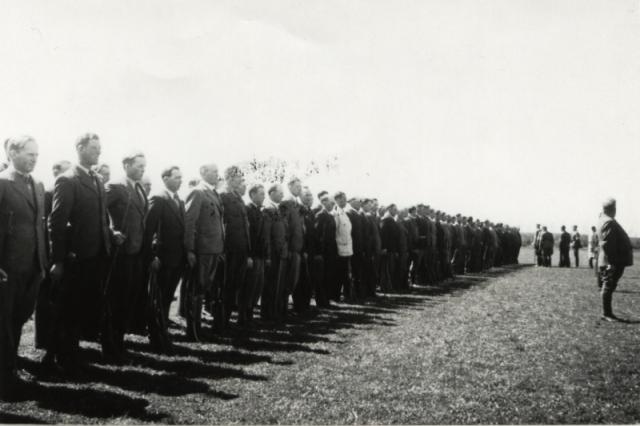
[289,180,302,197]
[125,156,146,181]
[202,166,219,185]
[362,201,372,213]
[301,190,314,207]
[251,187,266,206]
[97,165,110,182]
[239,182,247,196]
[227,175,244,193]
[164,168,182,193]
[336,195,347,209]
[53,161,72,178]
[79,139,101,166]
[389,205,398,216]
[10,140,39,174]
[320,196,332,211]
[573,226,577,231]
[270,186,284,203]
[350,199,361,210]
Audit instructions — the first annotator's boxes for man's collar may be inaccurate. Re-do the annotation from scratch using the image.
[77,163,92,175]
[202,180,216,191]
[9,166,29,178]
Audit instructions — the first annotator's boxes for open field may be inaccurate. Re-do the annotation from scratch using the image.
[1,247,639,424]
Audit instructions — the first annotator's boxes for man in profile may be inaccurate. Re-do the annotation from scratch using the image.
[0,136,47,399]
[597,198,633,321]
[558,225,571,267]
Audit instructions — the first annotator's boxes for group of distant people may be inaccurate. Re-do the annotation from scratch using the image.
[532,199,634,322]
[0,133,523,401]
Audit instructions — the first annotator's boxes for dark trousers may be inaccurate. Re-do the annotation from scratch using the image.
[52,255,107,362]
[35,274,54,350]
[245,257,265,315]
[599,265,625,317]
[308,255,327,307]
[380,252,396,292]
[224,251,248,324]
[275,252,300,319]
[542,249,552,267]
[559,248,570,267]
[334,255,352,301]
[394,252,409,290]
[0,261,42,394]
[350,252,365,299]
[148,263,183,351]
[262,253,286,320]
[409,249,424,285]
[293,254,313,313]
[322,253,337,304]
[103,252,144,356]
[573,248,580,267]
[362,252,378,297]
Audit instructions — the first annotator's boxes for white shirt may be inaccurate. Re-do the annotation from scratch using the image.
[334,205,353,257]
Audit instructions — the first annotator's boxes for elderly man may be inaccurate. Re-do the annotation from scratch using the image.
[143,166,186,353]
[220,166,251,327]
[184,164,224,340]
[0,136,47,399]
[103,152,148,361]
[597,198,633,321]
[50,133,118,372]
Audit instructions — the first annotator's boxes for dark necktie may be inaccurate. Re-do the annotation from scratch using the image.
[173,192,180,207]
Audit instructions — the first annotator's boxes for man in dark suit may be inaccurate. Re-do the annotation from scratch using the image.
[35,160,71,365]
[0,136,47,399]
[183,164,225,340]
[404,206,421,286]
[262,184,288,320]
[361,198,380,298]
[50,133,118,372]
[280,177,304,319]
[315,191,336,307]
[245,184,270,324]
[394,210,409,290]
[597,198,633,321]
[220,165,251,327]
[539,226,554,267]
[293,187,317,314]
[104,152,148,361]
[380,204,399,292]
[558,225,571,267]
[570,225,582,268]
[143,166,185,352]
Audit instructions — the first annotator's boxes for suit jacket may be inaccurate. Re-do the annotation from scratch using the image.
[220,190,250,253]
[315,209,337,256]
[184,182,225,255]
[281,196,304,253]
[598,213,633,267]
[559,231,571,250]
[143,189,186,267]
[302,205,321,256]
[380,216,399,253]
[346,207,364,255]
[540,231,554,252]
[0,169,47,273]
[404,217,420,252]
[246,202,270,259]
[49,165,111,263]
[396,219,409,254]
[106,177,148,255]
[263,199,288,258]
[365,212,382,255]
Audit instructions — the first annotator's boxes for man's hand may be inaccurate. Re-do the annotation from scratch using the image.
[0,268,8,284]
[113,231,126,246]
[50,262,64,284]
[265,258,272,268]
[187,251,197,268]
[151,256,161,272]
[247,257,254,269]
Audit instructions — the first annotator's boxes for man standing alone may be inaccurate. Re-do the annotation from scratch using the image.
[597,198,633,321]
[570,225,582,268]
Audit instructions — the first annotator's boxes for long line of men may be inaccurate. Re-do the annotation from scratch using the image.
[0,133,521,400]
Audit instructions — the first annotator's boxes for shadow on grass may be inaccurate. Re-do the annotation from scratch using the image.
[0,411,47,424]
[5,380,168,422]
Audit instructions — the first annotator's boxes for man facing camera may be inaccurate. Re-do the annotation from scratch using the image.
[0,136,47,400]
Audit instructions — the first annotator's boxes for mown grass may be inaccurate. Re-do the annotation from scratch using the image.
[1,247,639,424]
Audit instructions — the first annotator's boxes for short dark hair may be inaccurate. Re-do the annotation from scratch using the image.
[268,184,281,195]
[75,133,99,149]
[408,206,417,214]
[249,183,264,197]
[317,190,329,200]
[122,152,145,167]
[161,166,180,179]
[334,191,346,200]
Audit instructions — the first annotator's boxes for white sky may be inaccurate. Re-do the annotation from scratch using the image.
[1,0,639,234]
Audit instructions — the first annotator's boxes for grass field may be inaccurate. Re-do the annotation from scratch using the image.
[2,247,640,424]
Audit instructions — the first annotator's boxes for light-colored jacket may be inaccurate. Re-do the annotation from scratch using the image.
[588,232,599,255]
[334,206,353,257]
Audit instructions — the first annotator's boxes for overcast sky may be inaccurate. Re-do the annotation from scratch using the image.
[1,0,638,234]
